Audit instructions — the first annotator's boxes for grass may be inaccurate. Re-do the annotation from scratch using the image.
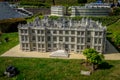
[0,33,120,80]
[0,19,120,79]
[108,19,120,34]
[107,19,120,51]
[0,32,19,55]
[0,57,120,80]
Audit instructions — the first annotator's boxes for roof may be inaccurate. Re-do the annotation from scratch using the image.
[0,2,24,20]
[50,50,69,58]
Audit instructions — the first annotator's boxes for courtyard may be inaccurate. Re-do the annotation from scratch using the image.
[1,44,120,60]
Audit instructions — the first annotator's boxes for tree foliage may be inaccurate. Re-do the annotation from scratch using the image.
[83,48,104,65]
[113,32,120,46]
[112,7,120,16]
[78,0,87,3]
[83,48,104,71]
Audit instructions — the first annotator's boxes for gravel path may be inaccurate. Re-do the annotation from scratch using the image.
[1,44,120,60]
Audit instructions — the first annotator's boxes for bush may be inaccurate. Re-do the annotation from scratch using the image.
[78,0,87,3]
[0,18,26,33]
[112,7,120,16]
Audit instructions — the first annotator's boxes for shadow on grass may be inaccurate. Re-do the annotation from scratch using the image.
[98,62,113,70]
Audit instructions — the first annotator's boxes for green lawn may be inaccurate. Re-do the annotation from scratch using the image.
[0,33,120,80]
[107,19,120,51]
[0,21,120,79]
[108,19,120,34]
[0,57,120,80]
[0,32,19,55]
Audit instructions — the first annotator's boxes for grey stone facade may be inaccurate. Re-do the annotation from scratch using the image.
[71,3,112,17]
[18,16,107,53]
[51,3,112,17]
[51,6,66,16]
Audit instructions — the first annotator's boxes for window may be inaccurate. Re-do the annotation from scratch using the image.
[77,38,80,43]
[21,30,23,33]
[71,44,74,48]
[95,32,98,36]
[81,31,84,35]
[98,46,101,50]
[53,44,56,47]
[59,30,63,34]
[42,44,44,48]
[22,43,25,47]
[77,31,80,35]
[87,45,90,48]
[71,37,75,42]
[65,31,69,34]
[21,36,24,41]
[94,46,97,50]
[25,30,27,33]
[87,38,91,43]
[33,43,36,47]
[81,46,83,50]
[71,31,75,34]
[98,38,101,44]
[37,30,40,34]
[26,44,28,47]
[65,44,68,49]
[95,38,97,44]
[48,44,51,47]
[32,30,35,33]
[42,37,44,42]
[32,36,36,41]
[38,36,40,41]
[99,32,102,36]
[87,31,91,35]
[53,30,57,34]
[25,36,28,41]
[47,36,51,41]
[59,36,63,41]
[38,44,41,47]
[47,30,50,34]
[65,37,69,42]
[77,45,80,49]
[53,36,57,41]
[81,38,84,43]
[41,30,44,34]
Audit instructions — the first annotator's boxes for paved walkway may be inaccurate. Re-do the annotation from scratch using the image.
[1,44,120,60]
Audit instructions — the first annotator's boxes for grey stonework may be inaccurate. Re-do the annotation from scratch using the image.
[18,16,106,53]
[51,6,66,16]
[51,3,112,17]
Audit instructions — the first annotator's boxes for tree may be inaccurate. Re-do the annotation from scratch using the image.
[78,0,87,3]
[83,48,104,71]
[52,0,55,5]
[112,7,120,16]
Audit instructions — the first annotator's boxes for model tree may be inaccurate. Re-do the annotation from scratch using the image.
[52,0,55,5]
[83,48,104,71]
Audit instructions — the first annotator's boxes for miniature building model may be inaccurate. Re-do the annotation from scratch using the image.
[51,6,66,16]
[18,16,106,53]
[71,3,112,17]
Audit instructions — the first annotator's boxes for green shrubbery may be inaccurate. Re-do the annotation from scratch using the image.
[0,18,26,33]
[71,16,120,26]
[19,1,50,8]
[107,19,120,51]
[112,7,120,16]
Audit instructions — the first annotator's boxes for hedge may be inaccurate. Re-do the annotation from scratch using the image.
[0,18,26,33]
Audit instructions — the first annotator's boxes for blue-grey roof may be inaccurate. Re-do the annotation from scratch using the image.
[0,2,24,20]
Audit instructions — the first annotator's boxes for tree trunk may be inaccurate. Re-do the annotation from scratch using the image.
[91,63,95,72]
[52,0,55,5]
